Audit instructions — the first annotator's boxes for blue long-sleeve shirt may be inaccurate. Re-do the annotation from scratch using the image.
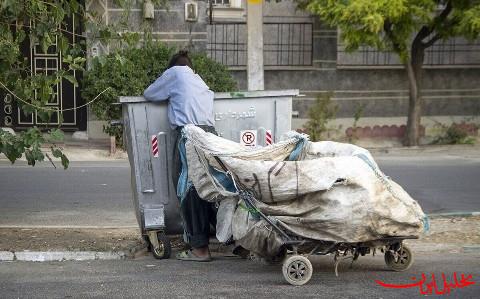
[144,65,215,129]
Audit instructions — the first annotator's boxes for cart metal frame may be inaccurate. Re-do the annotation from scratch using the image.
[238,189,417,286]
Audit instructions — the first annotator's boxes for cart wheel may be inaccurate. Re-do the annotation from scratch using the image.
[282,255,313,286]
[150,233,171,260]
[385,245,413,272]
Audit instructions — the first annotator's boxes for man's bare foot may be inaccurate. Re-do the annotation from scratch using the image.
[192,246,210,258]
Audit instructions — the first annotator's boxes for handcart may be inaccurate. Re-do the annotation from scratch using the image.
[238,188,417,286]
[182,125,426,286]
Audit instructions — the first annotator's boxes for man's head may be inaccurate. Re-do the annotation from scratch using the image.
[167,50,193,70]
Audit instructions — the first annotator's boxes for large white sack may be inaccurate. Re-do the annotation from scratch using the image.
[181,125,426,250]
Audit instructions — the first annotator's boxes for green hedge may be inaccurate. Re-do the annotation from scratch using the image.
[82,42,237,143]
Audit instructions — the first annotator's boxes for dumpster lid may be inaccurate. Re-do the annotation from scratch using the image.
[213,89,300,99]
[119,89,300,103]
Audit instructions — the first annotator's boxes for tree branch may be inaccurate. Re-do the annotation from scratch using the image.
[45,153,57,169]
[415,26,432,45]
[417,1,453,48]
[422,33,442,48]
[383,20,402,53]
[434,1,453,26]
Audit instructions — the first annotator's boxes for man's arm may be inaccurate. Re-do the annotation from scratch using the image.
[143,69,175,101]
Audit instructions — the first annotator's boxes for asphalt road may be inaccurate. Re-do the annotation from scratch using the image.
[0,161,137,227]
[0,157,479,227]
[0,252,479,298]
[377,157,480,214]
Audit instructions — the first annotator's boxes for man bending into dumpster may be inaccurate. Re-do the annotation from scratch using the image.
[144,50,216,262]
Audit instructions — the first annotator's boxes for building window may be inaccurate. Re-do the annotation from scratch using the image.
[213,0,230,6]
[210,0,244,21]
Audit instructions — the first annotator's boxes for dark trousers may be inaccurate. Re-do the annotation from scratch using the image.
[174,125,217,249]
[181,187,217,248]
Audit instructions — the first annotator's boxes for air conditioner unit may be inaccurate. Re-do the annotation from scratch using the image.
[185,2,198,22]
[143,0,155,19]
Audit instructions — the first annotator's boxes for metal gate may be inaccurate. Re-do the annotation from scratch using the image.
[1,15,86,132]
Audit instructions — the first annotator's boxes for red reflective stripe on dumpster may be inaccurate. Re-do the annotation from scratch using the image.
[266,130,273,145]
[152,135,159,157]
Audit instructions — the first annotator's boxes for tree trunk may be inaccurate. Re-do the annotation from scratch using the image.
[404,44,425,146]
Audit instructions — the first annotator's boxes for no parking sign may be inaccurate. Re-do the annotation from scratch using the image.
[240,130,257,147]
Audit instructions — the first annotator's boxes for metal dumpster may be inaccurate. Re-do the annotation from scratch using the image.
[120,89,299,258]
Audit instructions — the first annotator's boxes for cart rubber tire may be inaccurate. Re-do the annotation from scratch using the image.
[282,255,313,286]
[151,233,171,260]
[385,245,413,272]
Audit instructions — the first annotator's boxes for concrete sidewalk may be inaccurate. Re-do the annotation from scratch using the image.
[369,143,480,159]
[1,142,479,163]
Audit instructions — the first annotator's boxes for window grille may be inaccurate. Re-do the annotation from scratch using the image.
[207,23,313,67]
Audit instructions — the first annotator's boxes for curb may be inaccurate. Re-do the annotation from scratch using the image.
[0,242,148,262]
[2,213,478,262]
[427,211,480,218]
[0,251,126,262]
[124,241,149,259]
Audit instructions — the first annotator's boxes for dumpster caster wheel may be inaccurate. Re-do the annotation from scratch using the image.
[148,231,171,260]
[282,255,313,286]
[385,245,413,272]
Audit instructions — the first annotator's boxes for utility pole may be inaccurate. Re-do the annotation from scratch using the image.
[246,0,264,91]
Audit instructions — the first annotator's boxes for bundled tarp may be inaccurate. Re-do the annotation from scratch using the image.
[180,125,427,256]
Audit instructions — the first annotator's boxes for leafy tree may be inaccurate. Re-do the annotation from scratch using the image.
[82,42,237,146]
[0,0,166,167]
[298,0,480,145]
[0,0,88,168]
